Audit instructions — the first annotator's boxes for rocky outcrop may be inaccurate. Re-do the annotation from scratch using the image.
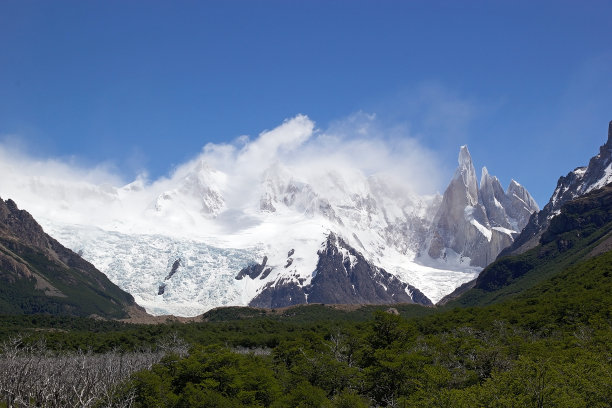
[248,280,307,309]
[158,258,183,295]
[479,168,511,229]
[249,233,432,308]
[235,256,271,280]
[502,120,612,256]
[427,146,538,267]
[506,180,540,229]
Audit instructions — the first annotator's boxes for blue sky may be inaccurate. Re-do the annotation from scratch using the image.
[1,0,611,206]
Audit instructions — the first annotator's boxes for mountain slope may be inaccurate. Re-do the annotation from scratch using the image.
[0,197,140,318]
[445,182,612,308]
[502,120,612,256]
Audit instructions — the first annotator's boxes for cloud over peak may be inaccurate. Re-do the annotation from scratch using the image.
[0,113,445,235]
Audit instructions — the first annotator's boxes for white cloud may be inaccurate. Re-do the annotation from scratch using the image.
[0,113,445,234]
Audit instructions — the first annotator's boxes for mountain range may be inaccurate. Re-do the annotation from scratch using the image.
[0,115,540,316]
[1,119,610,317]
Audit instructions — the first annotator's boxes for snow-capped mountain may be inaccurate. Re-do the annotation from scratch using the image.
[426,146,539,267]
[154,159,226,217]
[248,233,432,308]
[503,120,612,256]
[0,116,538,316]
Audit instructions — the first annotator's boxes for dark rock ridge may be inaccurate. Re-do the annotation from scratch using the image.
[427,146,539,267]
[248,233,432,308]
[165,258,182,280]
[235,256,272,280]
[474,182,612,294]
[0,197,140,318]
[502,120,612,257]
[158,258,183,295]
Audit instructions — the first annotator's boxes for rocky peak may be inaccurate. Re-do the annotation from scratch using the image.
[507,179,523,195]
[505,179,539,229]
[479,166,490,188]
[502,120,612,256]
[456,145,479,205]
[552,122,612,208]
[249,233,432,308]
[0,197,49,250]
[458,145,472,168]
[427,146,538,267]
[479,167,511,229]
[507,179,538,210]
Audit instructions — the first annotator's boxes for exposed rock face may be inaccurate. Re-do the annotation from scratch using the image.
[479,168,511,229]
[248,280,307,309]
[249,233,432,308]
[506,180,540,229]
[428,147,484,260]
[165,258,182,280]
[235,256,270,280]
[158,258,183,295]
[0,197,140,317]
[427,146,538,267]
[503,121,612,256]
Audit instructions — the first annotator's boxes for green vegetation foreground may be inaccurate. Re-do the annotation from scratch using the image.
[1,249,610,407]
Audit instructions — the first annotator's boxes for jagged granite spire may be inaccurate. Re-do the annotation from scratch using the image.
[479,167,513,229]
[457,145,479,205]
[427,145,538,267]
[427,146,491,266]
[505,179,539,229]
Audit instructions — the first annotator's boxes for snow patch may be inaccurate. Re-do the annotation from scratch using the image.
[587,163,612,192]
[464,206,492,241]
[492,226,516,237]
